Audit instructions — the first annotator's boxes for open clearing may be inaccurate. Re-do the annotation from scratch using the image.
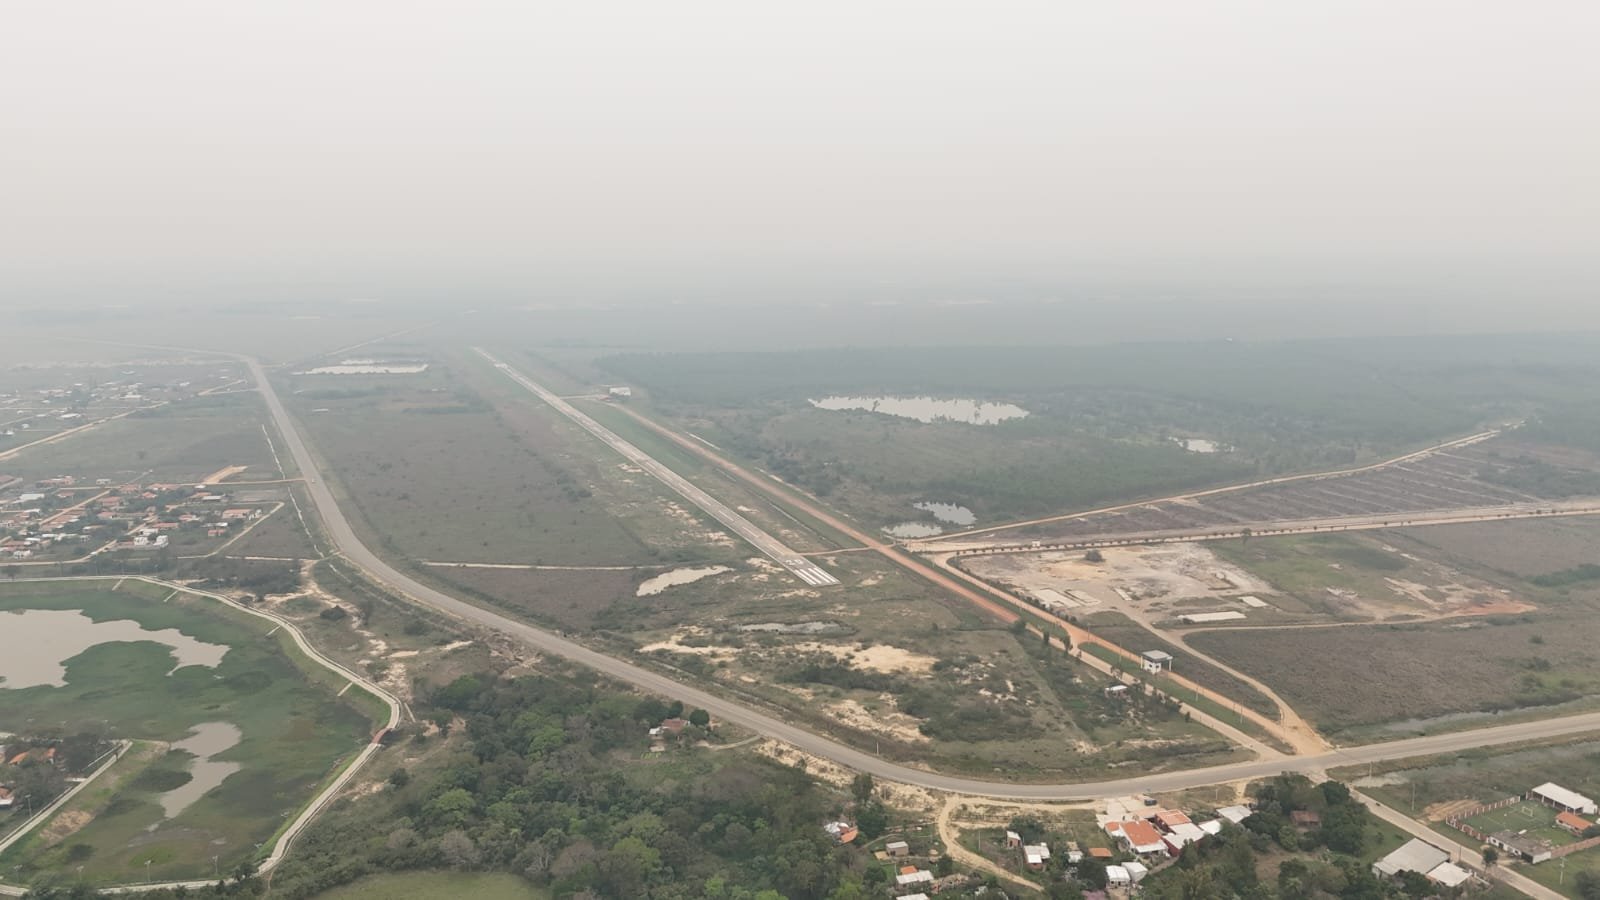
[0,579,381,885]
[311,871,548,900]
[962,542,1279,622]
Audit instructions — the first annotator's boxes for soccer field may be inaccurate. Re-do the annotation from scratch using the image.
[1462,800,1572,848]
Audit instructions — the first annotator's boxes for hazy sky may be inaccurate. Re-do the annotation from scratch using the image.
[5,2,1598,307]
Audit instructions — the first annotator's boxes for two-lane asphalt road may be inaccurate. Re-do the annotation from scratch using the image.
[250,358,1600,801]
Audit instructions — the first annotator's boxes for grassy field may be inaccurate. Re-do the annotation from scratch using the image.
[1405,518,1600,578]
[0,579,381,885]
[0,394,276,484]
[311,871,549,900]
[1189,615,1600,738]
[430,564,645,632]
[283,357,686,566]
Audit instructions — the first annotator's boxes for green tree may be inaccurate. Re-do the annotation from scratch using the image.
[851,772,875,804]
[855,800,888,838]
[688,708,711,728]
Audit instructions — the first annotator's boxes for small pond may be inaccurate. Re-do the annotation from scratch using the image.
[636,565,731,597]
[0,609,229,690]
[913,501,976,525]
[158,722,243,819]
[809,395,1028,425]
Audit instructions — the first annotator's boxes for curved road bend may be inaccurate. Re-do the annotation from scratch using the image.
[249,359,1600,800]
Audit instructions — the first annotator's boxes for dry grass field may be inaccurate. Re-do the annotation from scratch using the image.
[1188,616,1600,737]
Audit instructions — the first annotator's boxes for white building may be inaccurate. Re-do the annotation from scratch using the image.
[1105,865,1131,887]
[894,869,933,888]
[1216,805,1253,825]
[1532,782,1597,815]
[1427,862,1473,889]
[1123,860,1149,883]
[1141,650,1173,673]
[1372,838,1450,880]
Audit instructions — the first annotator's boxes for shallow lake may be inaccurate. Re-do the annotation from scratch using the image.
[914,501,976,525]
[159,721,243,819]
[0,609,229,689]
[636,565,731,597]
[809,395,1028,425]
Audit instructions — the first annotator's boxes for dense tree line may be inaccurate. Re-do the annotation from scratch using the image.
[260,671,877,899]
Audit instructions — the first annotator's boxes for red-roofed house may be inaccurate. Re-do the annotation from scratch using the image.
[1557,811,1594,836]
[1109,819,1168,856]
[1153,810,1192,831]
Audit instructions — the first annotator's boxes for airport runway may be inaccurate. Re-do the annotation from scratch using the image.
[250,355,1600,804]
[472,348,838,587]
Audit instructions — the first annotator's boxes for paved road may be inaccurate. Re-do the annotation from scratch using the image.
[920,499,1600,556]
[249,357,1600,804]
[471,348,838,587]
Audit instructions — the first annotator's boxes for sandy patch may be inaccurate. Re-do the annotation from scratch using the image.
[792,642,938,674]
[1423,799,1484,822]
[753,740,942,815]
[963,542,1275,620]
[638,629,738,659]
[37,809,93,845]
[825,696,930,744]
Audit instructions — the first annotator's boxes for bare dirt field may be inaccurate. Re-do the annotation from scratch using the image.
[961,542,1279,623]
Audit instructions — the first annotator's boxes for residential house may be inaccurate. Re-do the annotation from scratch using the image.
[885,840,910,857]
[823,821,858,844]
[1022,843,1050,871]
[1162,822,1209,854]
[0,786,13,808]
[1123,860,1149,883]
[1107,819,1167,857]
[1152,810,1192,831]
[1487,830,1554,864]
[894,869,933,889]
[1557,811,1594,836]
[1105,865,1131,887]
[1004,830,1022,848]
